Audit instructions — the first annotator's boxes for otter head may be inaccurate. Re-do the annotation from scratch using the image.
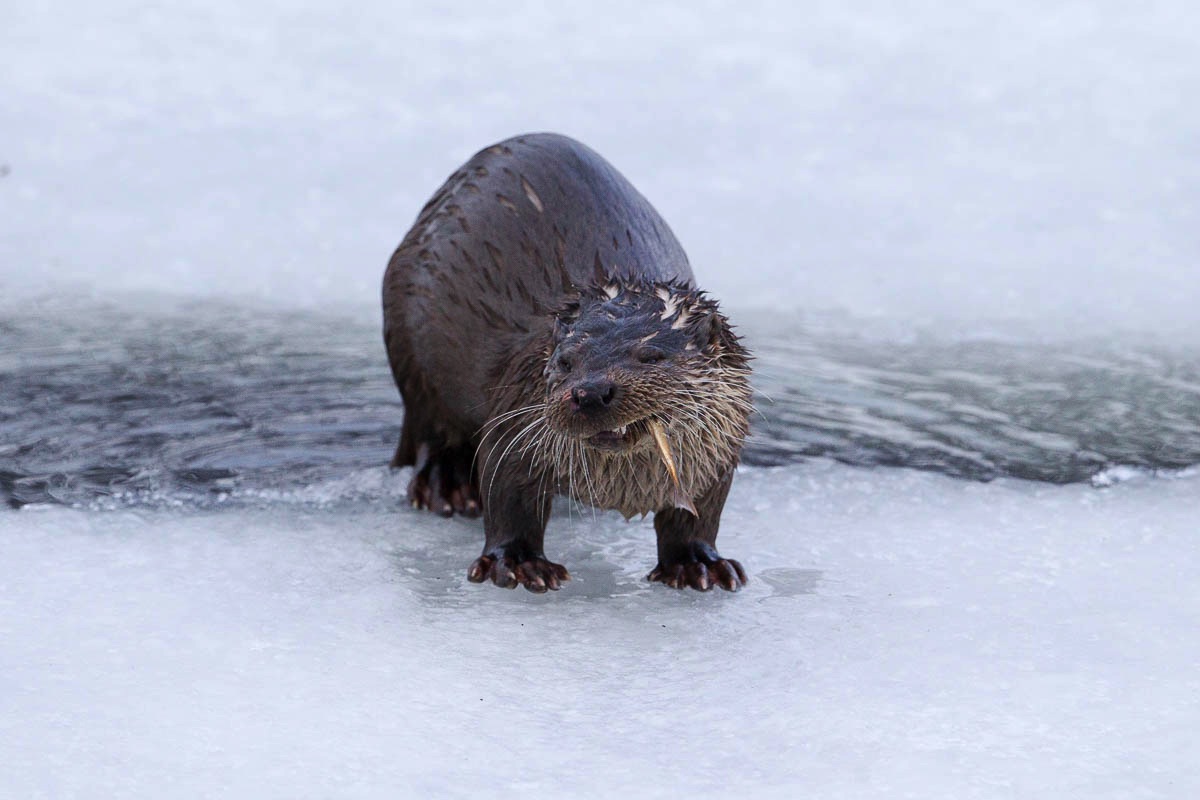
[542,280,752,463]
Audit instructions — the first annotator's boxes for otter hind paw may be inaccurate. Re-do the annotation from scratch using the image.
[406,444,480,518]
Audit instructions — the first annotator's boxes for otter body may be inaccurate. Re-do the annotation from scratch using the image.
[383,133,751,593]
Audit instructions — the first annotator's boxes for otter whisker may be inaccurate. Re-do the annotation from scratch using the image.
[476,403,545,441]
[577,437,599,521]
[472,402,549,472]
[483,415,547,508]
[474,404,546,473]
[521,423,560,482]
[565,440,576,523]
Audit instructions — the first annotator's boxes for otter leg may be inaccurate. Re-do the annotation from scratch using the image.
[404,440,480,518]
[385,323,480,517]
[649,470,746,592]
[467,465,569,593]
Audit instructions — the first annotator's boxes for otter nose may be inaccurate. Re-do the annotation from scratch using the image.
[570,380,617,413]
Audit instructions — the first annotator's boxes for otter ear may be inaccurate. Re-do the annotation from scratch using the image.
[555,294,582,331]
[692,302,738,354]
[697,310,724,351]
[553,314,573,340]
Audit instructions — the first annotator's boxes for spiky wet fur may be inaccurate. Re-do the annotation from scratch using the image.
[478,279,752,520]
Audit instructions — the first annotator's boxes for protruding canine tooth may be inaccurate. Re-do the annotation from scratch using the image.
[617,425,628,435]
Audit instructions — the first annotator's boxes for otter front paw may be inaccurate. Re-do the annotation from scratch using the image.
[648,541,747,592]
[467,553,571,593]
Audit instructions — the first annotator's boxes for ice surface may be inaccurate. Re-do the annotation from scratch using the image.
[2,464,1198,798]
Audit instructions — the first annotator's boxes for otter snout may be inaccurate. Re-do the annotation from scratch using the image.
[555,374,640,450]
[569,379,617,414]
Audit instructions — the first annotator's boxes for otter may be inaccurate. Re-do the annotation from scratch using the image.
[382,133,752,593]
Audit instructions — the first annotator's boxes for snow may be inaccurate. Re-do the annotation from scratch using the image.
[3,1,1199,337]
[3,464,1198,798]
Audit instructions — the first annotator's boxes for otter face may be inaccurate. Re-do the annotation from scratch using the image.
[543,281,748,455]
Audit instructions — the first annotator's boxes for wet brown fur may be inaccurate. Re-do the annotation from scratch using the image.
[481,281,751,520]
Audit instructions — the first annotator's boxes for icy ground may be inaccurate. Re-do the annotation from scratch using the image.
[3,464,1198,798]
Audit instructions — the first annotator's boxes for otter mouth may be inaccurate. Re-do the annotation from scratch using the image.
[585,421,644,452]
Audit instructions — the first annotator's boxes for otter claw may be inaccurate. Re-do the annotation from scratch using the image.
[468,554,570,593]
[405,444,480,517]
[648,551,746,592]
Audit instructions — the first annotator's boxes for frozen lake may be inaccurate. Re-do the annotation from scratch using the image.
[3,1,1199,797]
[3,466,1198,798]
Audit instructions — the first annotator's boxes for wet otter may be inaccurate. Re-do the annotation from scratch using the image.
[382,133,752,593]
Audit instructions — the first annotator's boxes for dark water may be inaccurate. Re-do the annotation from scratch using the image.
[2,298,1198,509]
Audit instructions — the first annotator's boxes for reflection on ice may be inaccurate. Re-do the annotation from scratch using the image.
[757,567,822,598]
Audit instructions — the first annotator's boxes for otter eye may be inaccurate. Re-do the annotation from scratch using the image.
[635,347,667,364]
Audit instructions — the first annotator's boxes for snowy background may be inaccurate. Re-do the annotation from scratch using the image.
[3,2,1199,797]
[5,0,1199,334]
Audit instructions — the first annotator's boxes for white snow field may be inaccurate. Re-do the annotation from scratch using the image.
[3,1,1200,798]
[3,465,1198,798]
[3,1,1198,336]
